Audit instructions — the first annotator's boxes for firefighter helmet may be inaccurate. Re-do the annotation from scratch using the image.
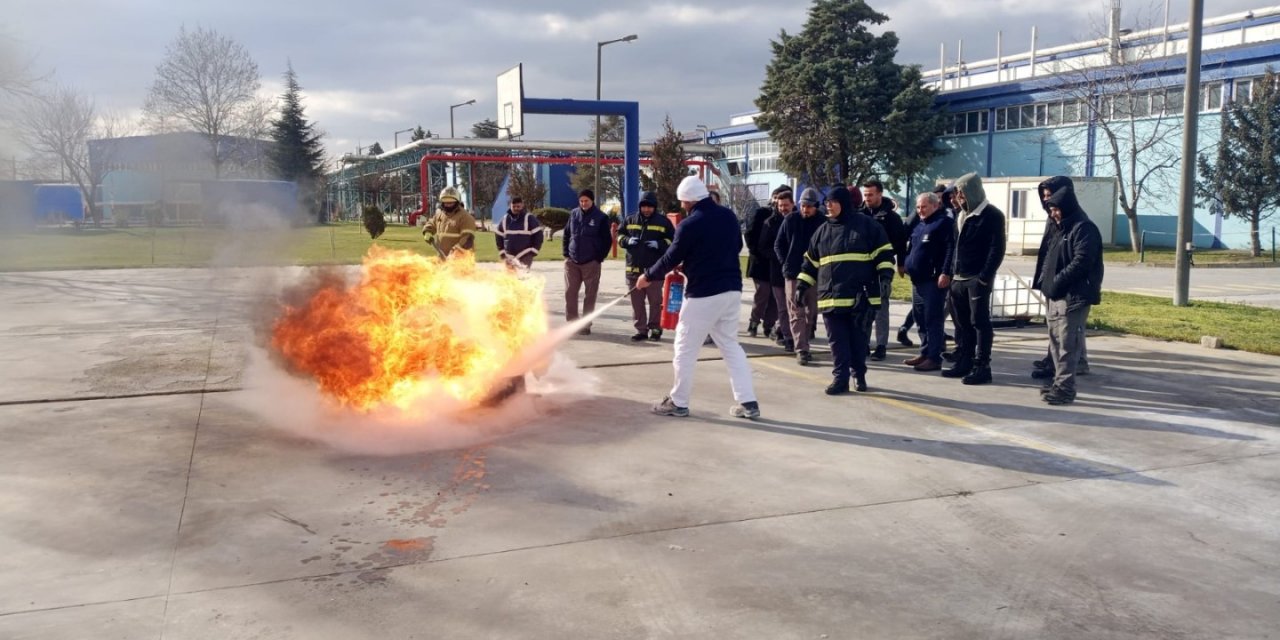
[438,186,462,204]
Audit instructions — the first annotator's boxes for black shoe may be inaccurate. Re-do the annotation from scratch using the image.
[897,328,914,347]
[825,380,849,395]
[810,327,817,341]
[870,345,887,361]
[747,321,759,338]
[797,350,812,366]
[1077,362,1091,375]
[1032,356,1052,370]
[854,374,868,392]
[941,362,972,378]
[962,366,993,385]
[783,339,795,354]
[1030,367,1055,379]
[1042,386,1076,405]
[649,329,662,341]
[630,332,647,342]
[941,351,956,363]
[577,327,592,336]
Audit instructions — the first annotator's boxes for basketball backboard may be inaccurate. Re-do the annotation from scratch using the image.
[496,64,524,140]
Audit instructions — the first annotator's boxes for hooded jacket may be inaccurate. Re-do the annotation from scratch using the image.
[797,186,894,314]
[1036,184,1104,307]
[861,195,908,268]
[563,203,612,264]
[644,196,744,299]
[744,206,774,281]
[495,207,544,264]
[759,208,789,286]
[952,173,1006,283]
[1033,175,1075,287]
[618,193,675,274]
[775,193,827,280]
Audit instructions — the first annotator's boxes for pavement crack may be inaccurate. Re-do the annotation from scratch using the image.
[269,510,317,535]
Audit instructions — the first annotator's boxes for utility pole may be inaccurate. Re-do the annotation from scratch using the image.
[595,34,637,206]
[1173,0,1204,307]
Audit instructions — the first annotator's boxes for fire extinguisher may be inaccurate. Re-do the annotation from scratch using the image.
[610,221,619,258]
[660,268,685,330]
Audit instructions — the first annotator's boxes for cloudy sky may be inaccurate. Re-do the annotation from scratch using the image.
[3,0,1263,163]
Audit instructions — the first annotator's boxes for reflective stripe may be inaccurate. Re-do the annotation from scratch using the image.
[502,228,539,236]
[868,297,881,305]
[817,298,858,309]
[438,232,462,238]
[815,243,893,266]
[806,254,819,267]
[460,229,475,236]
[515,247,538,258]
[876,261,895,271]
[797,273,816,286]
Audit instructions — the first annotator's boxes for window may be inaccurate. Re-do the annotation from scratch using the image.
[1020,105,1037,128]
[1150,90,1166,115]
[722,143,746,159]
[748,156,778,172]
[1010,190,1029,219]
[1235,79,1253,104]
[1046,102,1063,126]
[942,109,989,136]
[1202,82,1223,112]
[1035,103,1049,127]
[996,108,1009,131]
[1062,101,1081,123]
[749,140,778,156]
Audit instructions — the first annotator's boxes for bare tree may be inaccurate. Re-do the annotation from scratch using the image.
[16,85,133,225]
[0,32,41,99]
[144,26,262,178]
[1050,4,1182,252]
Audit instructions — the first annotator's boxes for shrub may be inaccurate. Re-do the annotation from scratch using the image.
[534,207,571,239]
[362,204,386,239]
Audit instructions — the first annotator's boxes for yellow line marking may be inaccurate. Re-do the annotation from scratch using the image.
[752,358,1067,456]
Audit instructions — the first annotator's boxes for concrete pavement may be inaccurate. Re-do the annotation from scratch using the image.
[1,260,1278,639]
[1002,255,1280,307]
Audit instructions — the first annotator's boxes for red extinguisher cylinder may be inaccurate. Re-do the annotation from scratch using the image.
[660,270,685,330]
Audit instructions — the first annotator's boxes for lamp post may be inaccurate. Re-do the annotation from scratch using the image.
[449,99,476,186]
[595,34,638,206]
[394,127,414,148]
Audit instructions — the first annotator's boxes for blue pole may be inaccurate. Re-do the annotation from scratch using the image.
[523,97,641,214]
[623,102,639,216]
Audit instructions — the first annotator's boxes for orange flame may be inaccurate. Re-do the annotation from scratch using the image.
[270,247,547,412]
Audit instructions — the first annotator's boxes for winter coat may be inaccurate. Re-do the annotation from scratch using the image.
[905,210,956,282]
[1036,185,1104,308]
[758,211,787,286]
[644,197,744,299]
[798,187,895,314]
[861,197,909,268]
[424,207,477,256]
[618,211,675,274]
[495,210,544,265]
[744,207,773,281]
[563,205,612,264]
[951,173,1006,283]
[775,209,826,280]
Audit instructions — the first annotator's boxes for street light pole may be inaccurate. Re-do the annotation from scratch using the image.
[1173,0,1204,307]
[449,99,476,187]
[394,127,413,148]
[595,34,638,208]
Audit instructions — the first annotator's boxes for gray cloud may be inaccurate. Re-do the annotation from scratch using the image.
[7,0,1262,161]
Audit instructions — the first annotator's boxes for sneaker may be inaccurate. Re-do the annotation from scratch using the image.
[825,380,849,395]
[1042,386,1076,405]
[797,350,813,366]
[854,374,868,392]
[903,355,926,366]
[630,332,647,342]
[747,321,759,338]
[649,329,663,341]
[897,328,914,347]
[651,396,689,417]
[870,345,887,361]
[962,366,993,385]
[1030,367,1055,380]
[913,358,942,372]
[730,401,760,419]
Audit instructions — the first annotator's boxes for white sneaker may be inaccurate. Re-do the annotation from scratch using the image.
[729,401,760,419]
[652,396,689,417]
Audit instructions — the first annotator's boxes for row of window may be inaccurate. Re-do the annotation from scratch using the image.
[722,140,781,160]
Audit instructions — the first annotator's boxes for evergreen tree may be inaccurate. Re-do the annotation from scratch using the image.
[1197,69,1280,257]
[755,0,945,187]
[367,141,383,155]
[268,62,325,217]
[411,125,429,141]
[648,116,687,212]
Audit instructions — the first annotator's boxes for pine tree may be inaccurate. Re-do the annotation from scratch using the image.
[411,125,429,141]
[268,62,326,217]
[755,0,945,187]
[367,141,383,156]
[1197,69,1280,257]
[648,116,686,213]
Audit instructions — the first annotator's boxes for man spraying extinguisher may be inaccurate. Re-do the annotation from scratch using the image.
[636,176,760,420]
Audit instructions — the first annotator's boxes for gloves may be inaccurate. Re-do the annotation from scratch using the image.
[878,273,894,309]
[792,285,808,308]
[645,240,660,250]
[422,231,435,244]
[621,236,638,248]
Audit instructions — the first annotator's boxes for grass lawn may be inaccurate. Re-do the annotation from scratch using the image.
[0,223,568,271]
[1089,291,1280,356]
[1104,245,1276,265]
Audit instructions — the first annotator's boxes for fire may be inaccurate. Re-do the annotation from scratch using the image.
[270,246,548,412]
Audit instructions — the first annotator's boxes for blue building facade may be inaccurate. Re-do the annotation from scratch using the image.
[706,6,1280,251]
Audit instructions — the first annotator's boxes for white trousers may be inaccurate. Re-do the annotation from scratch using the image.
[669,290,757,408]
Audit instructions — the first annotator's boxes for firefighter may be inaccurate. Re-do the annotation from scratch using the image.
[618,191,676,341]
[422,186,477,256]
[795,185,894,394]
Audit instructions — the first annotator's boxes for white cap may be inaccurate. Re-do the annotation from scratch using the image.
[676,175,711,202]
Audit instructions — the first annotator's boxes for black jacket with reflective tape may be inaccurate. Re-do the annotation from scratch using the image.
[495,211,544,262]
[798,212,895,313]
[618,212,675,273]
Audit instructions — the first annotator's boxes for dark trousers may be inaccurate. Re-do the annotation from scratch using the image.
[949,278,994,366]
[900,308,915,331]
[771,284,792,339]
[626,274,662,333]
[749,278,778,331]
[564,259,602,326]
[824,310,871,383]
[911,279,947,361]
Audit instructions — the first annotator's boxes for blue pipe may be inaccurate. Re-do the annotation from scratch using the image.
[524,97,641,215]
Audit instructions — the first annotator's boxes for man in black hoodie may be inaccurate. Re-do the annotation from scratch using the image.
[759,190,795,352]
[1035,182,1104,405]
[1032,176,1091,378]
[618,191,675,341]
[944,173,1005,385]
[745,187,786,338]
[860,179,908,361]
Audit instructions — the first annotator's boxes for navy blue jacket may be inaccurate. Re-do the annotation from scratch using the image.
[904,212,956,281]
[644,198,744,298]
[775,210,826,280]
[563,206,611,264]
